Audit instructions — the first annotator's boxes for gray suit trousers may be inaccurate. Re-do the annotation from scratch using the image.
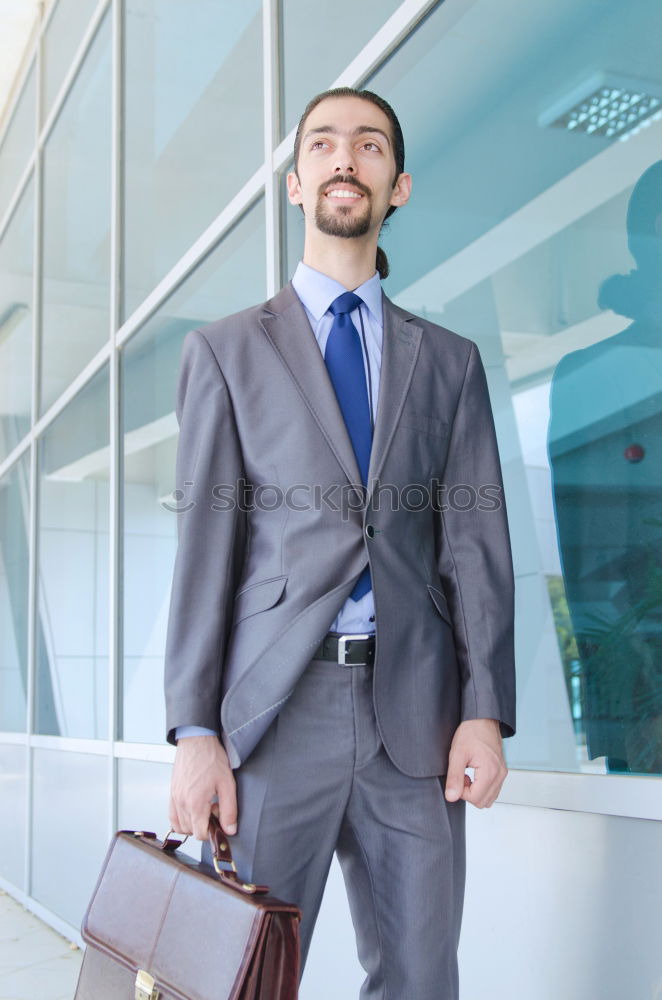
[203,655,466,1000]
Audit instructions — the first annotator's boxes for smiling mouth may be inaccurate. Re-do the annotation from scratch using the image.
[324,189,365,201]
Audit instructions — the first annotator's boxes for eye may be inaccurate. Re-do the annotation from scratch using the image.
[310,140,328,150]
[362,141,380,151]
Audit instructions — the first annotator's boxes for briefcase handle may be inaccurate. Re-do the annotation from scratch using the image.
[159,817,268,896]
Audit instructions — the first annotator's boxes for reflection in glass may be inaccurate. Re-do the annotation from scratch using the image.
[361,0,662,773]
[0,62,36,222]
[31,749,108,924]
[549,162,662,775]
[0,455,30,732]
[122,0,263,320]
[121,201,266,743]
[41,0,100,124]
[40,9,111,415]
[279,0,402,139]
[0,176,34,462]
[36,365,109,738]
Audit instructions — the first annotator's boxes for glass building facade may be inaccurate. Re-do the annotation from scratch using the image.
[0,0,661,989]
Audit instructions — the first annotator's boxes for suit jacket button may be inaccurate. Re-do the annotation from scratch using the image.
[365,524,375,539]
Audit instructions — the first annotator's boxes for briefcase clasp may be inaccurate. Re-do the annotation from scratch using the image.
[135,969,159,1000]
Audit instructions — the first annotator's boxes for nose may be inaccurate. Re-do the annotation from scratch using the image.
[334,143,357,174]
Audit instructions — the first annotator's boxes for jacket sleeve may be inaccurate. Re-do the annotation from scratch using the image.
[163,328,247,746]
[436,341,516,738]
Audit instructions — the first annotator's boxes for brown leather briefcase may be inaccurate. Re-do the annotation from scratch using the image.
[74,817,301,1000]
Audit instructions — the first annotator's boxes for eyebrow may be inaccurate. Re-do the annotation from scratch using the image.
[303,124,391,148]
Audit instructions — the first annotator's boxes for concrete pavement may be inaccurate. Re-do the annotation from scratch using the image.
[0,891,82,1000]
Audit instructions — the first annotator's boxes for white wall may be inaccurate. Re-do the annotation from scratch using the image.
[302,801,662,1000]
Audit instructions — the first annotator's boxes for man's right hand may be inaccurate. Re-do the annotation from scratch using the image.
[169,735,238,841]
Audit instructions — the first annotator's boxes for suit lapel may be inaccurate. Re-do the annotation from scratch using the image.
[366,293,422,505]
[260,283,363,488]
[259,281,423,505]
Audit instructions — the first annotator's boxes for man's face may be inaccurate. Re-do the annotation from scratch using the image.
[287,96,410,240]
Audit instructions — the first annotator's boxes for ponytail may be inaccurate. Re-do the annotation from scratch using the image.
[376,246,389,280]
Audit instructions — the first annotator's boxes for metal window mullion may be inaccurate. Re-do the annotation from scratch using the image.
[0,6,41,151]
[0,56,36,153]
[31,340,113,442]
[14,67,658,474]
[40,0,67,41]
[23,431,37,898]
[23,5,45,898]
[30,734,113,755]
[0,0,110,244]
[263,0,280,297]
[0,434,32,483]
[32,39,43,432]
[115,170,265,350]
[113,741,176,764]
[0,733,27,745]
[272,0,440,171]
[0,171,265,475]
[38,0,111,149]
[0,152,37,246]
[107,0,124,844]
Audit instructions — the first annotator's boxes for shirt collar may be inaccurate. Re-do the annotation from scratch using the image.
[291,259,383,327]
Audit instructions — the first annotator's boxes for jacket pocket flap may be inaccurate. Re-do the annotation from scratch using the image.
[233,574,288,626]
[400,412,449,438]
[427,584,452,626]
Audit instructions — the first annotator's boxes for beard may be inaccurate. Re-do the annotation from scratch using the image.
[314,182,372,238]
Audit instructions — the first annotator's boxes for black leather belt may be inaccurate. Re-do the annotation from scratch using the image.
[313,631,376,666]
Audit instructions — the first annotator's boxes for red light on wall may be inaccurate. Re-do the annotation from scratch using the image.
[624,443,645,462]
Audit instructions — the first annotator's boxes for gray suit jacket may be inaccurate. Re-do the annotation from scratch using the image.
[163,281,516,776]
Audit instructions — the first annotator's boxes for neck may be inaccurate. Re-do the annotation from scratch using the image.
[302,228,379,290]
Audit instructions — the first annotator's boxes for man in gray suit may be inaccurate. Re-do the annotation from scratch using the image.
[165,87,516,998]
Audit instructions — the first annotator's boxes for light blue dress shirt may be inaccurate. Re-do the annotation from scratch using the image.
[176,260,383,741]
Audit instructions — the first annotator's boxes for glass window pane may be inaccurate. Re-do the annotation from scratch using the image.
[40,9,111,416]
[0,454,30,732]
[36,365,109,738]
[42,0,100,123]
[121,201,265,743]
[0,62,36,222]
[117,758,194,852]
[279,0,402,139]
[361,0,662,775]
[282,159,303,282]
[122,0,263,320]
[0,176,34,462]
[31,749,108,924]
[0,745,27,889]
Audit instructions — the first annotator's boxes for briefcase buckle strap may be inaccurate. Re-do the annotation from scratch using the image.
[135,970,159,1000]
[209,821,267,895]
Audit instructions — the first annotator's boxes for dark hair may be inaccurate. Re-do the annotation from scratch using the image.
[292,87,405,279]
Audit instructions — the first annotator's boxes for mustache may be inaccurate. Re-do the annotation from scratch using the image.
[319,176,371,197]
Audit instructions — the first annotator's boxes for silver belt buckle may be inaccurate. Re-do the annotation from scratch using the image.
[338,633,372,666]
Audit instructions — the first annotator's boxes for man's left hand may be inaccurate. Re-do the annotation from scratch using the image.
[444,718,507,809]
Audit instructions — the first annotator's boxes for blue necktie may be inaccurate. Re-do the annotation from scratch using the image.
[324,291,372,602]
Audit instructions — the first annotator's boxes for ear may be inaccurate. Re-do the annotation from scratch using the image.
[286,170,303,206]
[389,172,412,209]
